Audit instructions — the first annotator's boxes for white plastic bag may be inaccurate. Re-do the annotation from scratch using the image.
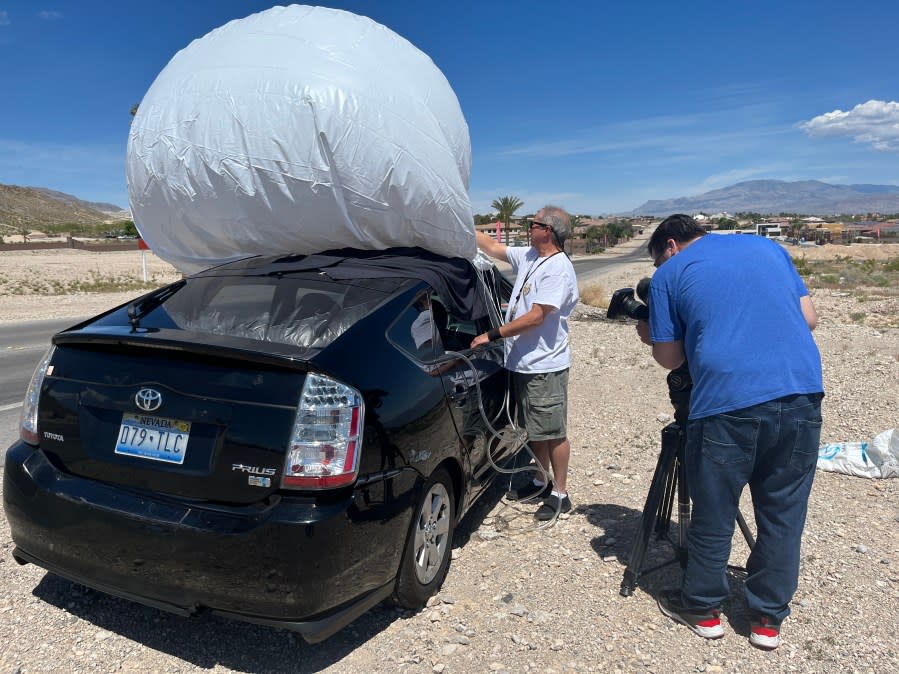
[869,428,899,478]
[817,430,899,479]
[127,5,474,274]
[817,441,880,478]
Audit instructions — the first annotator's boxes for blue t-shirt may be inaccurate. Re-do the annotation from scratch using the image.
[648,234,823,420]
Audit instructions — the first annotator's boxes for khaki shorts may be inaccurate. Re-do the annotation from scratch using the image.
[512,369,569,441]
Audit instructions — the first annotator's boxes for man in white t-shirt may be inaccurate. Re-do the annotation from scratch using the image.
[471,205,579,520]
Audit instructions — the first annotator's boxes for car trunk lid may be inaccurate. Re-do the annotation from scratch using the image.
[38,337,306,505]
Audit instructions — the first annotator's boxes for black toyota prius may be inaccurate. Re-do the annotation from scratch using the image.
[3,247,518,642]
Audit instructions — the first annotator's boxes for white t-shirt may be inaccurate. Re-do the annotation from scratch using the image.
[504,246,579,373]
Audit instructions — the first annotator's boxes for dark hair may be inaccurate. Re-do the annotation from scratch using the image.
[647,214,706,259]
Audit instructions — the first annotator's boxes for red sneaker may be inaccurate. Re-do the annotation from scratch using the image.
[657,590,724,639]
[749,615,782,650]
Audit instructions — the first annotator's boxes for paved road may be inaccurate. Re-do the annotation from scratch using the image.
[0,317,82,406]
[571,243,648,281]
[0,318,86,464]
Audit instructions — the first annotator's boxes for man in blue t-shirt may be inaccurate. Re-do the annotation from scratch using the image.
[636,214,823,651]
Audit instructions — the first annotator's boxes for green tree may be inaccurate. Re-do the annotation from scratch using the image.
[604,220,634,246]
[714,217,738,230]
[585,224,606,253]
[491,195,523,245]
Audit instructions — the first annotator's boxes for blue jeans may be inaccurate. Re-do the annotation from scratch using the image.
[681,393,823,621]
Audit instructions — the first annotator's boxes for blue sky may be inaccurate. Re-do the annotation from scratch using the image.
[1,0,898,216]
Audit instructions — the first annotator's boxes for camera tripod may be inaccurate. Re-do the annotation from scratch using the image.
[619,364,755,597]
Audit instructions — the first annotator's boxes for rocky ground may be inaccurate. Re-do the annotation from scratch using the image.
[1,239,898,673]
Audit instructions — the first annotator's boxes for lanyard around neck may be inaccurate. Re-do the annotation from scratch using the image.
[512,250,561,311]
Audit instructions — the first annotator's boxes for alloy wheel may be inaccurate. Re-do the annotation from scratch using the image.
[412,481,451,585]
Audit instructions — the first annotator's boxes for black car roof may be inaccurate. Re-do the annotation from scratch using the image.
[195,247,489,320]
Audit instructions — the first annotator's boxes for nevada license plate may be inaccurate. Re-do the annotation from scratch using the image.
[115,412,191,464]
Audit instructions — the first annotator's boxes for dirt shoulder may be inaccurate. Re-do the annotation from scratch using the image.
[0,248,183,322]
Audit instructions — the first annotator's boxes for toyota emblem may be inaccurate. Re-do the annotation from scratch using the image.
[135,388,163,412]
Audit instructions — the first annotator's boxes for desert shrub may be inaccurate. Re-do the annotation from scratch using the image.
[579,281,608,308]
[850,312,866,324]
[859,259,878,274]
[792,257,812,276]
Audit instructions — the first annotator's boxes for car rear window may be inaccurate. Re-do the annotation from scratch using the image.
[122,275,410,349]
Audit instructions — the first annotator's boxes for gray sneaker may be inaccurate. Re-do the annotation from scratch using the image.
[534,494,571,521]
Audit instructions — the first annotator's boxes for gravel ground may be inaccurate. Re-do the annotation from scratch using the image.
[1,239,898,673]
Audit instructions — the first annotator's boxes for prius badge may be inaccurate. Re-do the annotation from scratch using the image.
[135,388,163,412]
[232,463,277,488]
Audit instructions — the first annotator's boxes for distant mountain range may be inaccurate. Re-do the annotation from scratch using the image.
[0,183,128,230]
[631,180,899,216]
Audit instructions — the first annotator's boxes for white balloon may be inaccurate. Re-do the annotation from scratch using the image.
[127,4,474,273]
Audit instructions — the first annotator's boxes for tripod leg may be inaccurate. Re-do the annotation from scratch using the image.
[675,435,690,567]
[736,509,755,549]
[655,448,678,540]
[620,423,681,597]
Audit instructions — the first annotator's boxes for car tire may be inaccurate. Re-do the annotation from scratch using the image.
[392,467,455,609]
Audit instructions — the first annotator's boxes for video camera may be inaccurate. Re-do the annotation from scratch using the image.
[606,277,651,321]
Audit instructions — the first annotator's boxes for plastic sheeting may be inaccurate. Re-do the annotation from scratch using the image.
[817,429,899,479]
[126,5,475,274]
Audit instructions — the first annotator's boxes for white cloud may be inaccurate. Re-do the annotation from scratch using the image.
[37,10,63,20]
[496,106,793,161]
[691,165,789,194]
[0,10,11,25]
[800,100,899,152]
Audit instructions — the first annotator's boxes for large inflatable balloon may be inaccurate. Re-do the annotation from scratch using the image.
[127,4,474,273]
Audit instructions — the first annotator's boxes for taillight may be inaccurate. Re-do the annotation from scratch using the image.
[281,373,364,490]
[20,346,55,446]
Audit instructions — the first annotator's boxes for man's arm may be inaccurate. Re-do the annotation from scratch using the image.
[476,231,509,262]
[800,295,817,331]
[652,340,685,370]
[471,303,554,348]
[637,319,685,370]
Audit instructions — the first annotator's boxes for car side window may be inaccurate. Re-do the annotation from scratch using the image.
[387,291,441,365]
[439,303,491,352]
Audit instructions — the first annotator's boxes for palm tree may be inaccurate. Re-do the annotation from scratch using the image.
[585,225,605,253]
[491,195,523,245]
[569,214,581,233]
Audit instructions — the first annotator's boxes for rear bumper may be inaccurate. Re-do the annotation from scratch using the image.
[3,442,415,642]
